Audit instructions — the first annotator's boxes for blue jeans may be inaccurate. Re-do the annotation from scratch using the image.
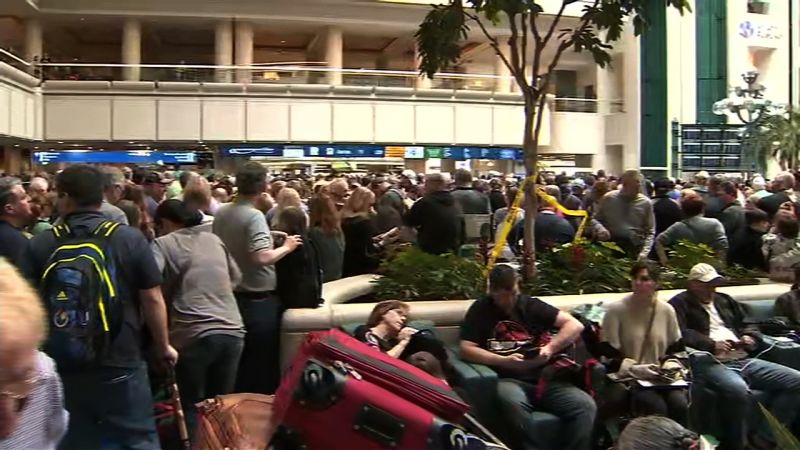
[695,357,800,450]
[497,379,597,450]
[58,363,160,450]
[175,333,244,434]
[235,294,283,394]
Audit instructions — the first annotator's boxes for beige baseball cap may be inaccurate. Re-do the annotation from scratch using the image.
[688,263,723,283]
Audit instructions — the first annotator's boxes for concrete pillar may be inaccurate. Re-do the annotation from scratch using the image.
[215,20,234,83]
[494,40,512,93]
[235,21,254,84]
[414,43,432,89]
[324,26,343,85]
[25,19,43,75]
[121,18,142,81]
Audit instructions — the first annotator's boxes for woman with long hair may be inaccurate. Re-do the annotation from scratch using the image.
[272,206,322,309]
[122,184,153,240]
[267,187,304,227]
[354,300,414,358]
[341,186,383,277]
[308,193,344,282]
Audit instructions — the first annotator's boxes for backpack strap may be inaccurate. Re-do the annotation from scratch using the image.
[51,223,71,239]
[93,220,121,238]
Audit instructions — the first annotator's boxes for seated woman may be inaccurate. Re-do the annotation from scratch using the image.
[600,261,689,426]
[354,300,416,358]
[354,300,455,385]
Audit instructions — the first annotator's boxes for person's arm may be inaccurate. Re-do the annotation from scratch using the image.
[638,200,656,260]
[539,311,584,358]
[246,212,301,265]
[712,220,729,263]
[656,239,670,266]
[664,306,686,356]
[140,286,178,366]
[224,241,242,289]
[460,340,521,366]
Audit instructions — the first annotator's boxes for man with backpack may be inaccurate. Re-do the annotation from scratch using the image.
[21,165,177,450]
[459,265,595,450]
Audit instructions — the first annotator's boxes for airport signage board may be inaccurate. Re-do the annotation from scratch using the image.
[33,150,197,165]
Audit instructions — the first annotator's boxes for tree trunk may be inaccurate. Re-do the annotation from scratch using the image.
[522,101,539,281]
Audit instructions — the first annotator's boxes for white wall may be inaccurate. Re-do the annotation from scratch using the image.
[41,83,550,147]
[0,63,40,141]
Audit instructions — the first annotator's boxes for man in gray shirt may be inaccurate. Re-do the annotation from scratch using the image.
[213,162,300,394]
[595,169,655,259]
[656,196,728,265]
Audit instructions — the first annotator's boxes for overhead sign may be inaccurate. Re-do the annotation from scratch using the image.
[220,144,523,160]
[221,146,283,157]
[33,150,196,165]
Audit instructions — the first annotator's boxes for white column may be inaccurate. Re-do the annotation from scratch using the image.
[494,40,512,93]
[121,18,141,81]
[25,19,43,74]
[235,21,254,84]
[414,43,432,89]
[324,26,343,85]
[215,20,234,83]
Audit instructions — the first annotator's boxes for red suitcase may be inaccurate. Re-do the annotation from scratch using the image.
[271,329,473,450]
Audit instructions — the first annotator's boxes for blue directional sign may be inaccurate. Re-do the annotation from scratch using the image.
[220,146,283,157]
[32,150,197,165]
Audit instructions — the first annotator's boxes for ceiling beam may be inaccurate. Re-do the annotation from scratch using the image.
[380,37,413,56]
[458,41,492,62]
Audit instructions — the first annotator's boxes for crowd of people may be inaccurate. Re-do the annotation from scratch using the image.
[3,162,800,449]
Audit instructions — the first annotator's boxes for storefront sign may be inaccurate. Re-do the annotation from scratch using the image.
[738,18,783,47]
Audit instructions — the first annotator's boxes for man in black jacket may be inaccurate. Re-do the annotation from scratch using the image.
[404,173,464,255]
[651,178,682,237]
[758,171,798,219]
[669,263,800,450]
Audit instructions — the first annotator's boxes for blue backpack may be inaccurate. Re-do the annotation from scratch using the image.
[41,220,124,371]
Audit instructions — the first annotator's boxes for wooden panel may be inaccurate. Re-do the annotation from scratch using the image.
[157,98,201,141]
[203,100,246,141]
[332,103,373,142]
[45,96,112,140]
[455,105,492,145]
[112,98,157,140]
[415,104,454,144]
[374,103,414,143]
[290,102,331,142]
[246,101,290,141]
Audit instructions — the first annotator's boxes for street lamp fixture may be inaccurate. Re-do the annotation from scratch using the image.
[712,71,787,174]
[713,71,785,124]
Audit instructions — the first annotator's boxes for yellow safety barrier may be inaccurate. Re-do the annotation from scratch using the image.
[485,178,590,275]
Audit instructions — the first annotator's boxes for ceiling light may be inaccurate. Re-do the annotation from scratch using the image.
[57,141,64,144]
[13,144,19,147]
[128,141,135,144]
[280,40,286,44]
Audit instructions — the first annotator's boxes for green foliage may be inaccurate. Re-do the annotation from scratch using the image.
[760,403,800,450]
[525,239,634,295]
[372,247,484,301]
[754,107,800,171]
[415,0,691,78]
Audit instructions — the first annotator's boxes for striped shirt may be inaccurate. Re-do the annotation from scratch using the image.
[0,352,68,450]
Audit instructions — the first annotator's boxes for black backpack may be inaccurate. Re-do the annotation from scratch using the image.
[41,220,124,371]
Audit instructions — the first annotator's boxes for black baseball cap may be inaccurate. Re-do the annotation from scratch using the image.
[144,171,171,185]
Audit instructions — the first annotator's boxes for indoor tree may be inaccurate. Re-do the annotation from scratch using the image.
[754,107,800,171]
[416,0,690,277]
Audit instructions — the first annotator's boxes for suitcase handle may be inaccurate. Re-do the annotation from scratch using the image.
[353,404,406,448]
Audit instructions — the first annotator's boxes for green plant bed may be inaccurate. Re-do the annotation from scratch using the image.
[374,240,764,301]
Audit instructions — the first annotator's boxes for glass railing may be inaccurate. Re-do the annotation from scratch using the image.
[20,60,623,109]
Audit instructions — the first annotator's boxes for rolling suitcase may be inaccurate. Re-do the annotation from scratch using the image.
[272,329,479,450]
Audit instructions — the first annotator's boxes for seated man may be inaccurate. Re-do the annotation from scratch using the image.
[669,263,800,450]
[459,264,595,450]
